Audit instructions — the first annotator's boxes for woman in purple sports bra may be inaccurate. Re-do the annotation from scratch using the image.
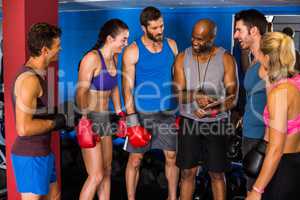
[246,32,300,200]
[76,19,129,200]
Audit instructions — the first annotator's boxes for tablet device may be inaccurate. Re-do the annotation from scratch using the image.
[203,94,235,110]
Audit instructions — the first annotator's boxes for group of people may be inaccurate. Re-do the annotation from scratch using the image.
[10,5,300,200]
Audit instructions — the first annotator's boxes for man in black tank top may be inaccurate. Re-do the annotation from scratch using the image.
[174,19,238,200]
[11,23,66,199]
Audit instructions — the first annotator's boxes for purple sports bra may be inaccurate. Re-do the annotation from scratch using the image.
[90,49,118,91]
[263,74,300,135]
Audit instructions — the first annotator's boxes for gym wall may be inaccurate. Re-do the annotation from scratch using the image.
[58,6,300,105]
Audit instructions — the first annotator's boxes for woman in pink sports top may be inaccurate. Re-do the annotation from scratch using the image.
[246,32,300,200]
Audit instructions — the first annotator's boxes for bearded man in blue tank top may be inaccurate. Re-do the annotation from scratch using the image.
[174,19,238,200]
[234,9,269,193]
[122,6,179,200]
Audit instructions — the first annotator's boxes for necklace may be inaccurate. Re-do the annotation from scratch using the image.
[196,54,212,91]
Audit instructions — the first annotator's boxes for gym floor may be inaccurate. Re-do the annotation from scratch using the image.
[61,138,246,200]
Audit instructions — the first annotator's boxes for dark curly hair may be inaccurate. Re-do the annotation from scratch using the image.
[235,9,267,35]
[28,22,61,57]
[140,6,161,27]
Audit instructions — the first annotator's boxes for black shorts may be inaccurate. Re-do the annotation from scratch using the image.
[176,116,232,172]
[263,153,300,200]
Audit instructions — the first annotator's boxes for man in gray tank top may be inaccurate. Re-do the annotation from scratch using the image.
[174,19,238,200]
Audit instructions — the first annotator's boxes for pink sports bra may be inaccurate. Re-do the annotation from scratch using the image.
[263,74,300,135]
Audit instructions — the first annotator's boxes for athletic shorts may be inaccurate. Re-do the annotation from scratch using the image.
[263,153,300,200]
[176,116,232,172]
[123,112,177,153]
[11,153,57,195]
[87,111,114,137]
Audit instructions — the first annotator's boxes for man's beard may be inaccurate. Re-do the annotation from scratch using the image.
[193,43,213,54]
[147,31,163,42]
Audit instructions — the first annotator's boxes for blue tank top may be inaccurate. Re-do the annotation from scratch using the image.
[90,49,118,91]
[243,62,266,139]
[134,37,176,112]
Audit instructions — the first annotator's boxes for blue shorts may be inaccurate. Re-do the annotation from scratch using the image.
[11,153,57,195]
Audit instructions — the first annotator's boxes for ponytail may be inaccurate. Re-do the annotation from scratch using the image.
[261,32,296,83]
[78,19,128,72]
[92,18,128,51]
[92,39,102,50]
[279,35,296,77]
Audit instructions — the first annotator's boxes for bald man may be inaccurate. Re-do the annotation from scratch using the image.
[174,19,237,200]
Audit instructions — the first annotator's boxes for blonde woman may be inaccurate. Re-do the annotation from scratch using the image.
[246,32,300,200]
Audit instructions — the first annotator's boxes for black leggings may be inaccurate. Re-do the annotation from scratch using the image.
[263,153,300,200]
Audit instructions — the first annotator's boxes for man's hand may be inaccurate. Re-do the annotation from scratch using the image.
[193,108,209,119]
[194,93,216,108]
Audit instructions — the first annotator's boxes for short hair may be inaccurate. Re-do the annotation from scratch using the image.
[140,6,162,27]
[261,32,296,83]
[282,27,294,38]
[235,9,268,35]
[28,22,61,57]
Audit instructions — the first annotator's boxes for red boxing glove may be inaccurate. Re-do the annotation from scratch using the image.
[126,114,152,148]
[76,117,99,148]
[127,126,152,148]
[115,112,127,138]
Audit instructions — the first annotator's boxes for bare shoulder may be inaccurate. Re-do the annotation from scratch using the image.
[82,50,99,65]
[124,42,138,54]
[167,38,177,47]
[79,50,99,72]
[174,52,186,74]
[223,51,235,61]
[123,42,139,63]
[175,52,185,63]
[223,51,236,70]
[15,72,41,96]
[17,72,40,87]
[274,81,298,94]
[167,38,178,55]
[268,82,292,100]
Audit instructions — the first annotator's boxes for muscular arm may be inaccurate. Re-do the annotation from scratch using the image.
[122,43,138,115]
[76,51,97,114]
[174,52,195,104]
[15,74,54,136]
[253,85,288,192]
[111,54,122,114]
[219,52,238,112]
[111,86,122,114]
[112,54,122,113]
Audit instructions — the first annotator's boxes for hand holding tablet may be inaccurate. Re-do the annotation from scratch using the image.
[203,94,235,110]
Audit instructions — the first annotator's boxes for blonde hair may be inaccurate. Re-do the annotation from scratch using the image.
[260,32,296,83]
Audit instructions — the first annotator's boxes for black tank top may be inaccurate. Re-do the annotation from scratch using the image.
[11,66,52,156]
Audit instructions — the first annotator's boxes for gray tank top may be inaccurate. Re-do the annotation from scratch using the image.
[180,47,229,122]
